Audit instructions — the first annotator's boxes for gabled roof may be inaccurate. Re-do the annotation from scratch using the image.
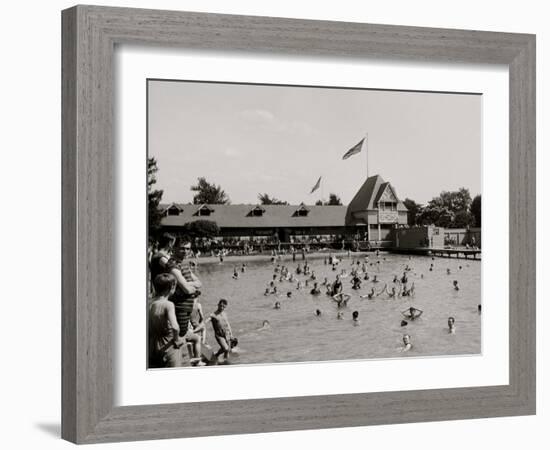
[161,202,184,212]
[161,204,348,228]
[348,175,407,213]
[374,182,398,204]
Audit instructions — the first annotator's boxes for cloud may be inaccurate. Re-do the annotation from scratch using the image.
[240,109,276,123]
[239,109,316,136]
[223,147,242,158]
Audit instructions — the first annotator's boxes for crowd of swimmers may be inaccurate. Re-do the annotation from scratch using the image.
[149,234,480,366]
[249,251,478,353]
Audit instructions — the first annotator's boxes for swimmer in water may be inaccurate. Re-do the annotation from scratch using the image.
[372,275,379,283]
[386,285,398,298]
[446,268,451,275]
[448,316,456,334]
[363,272,370,281]
[360,288,376,299]
[264,288,270,296]
[332,292,351,308]
[315,309,322,317]
[232,268,239,279]
[400,320,408,327]
[310,282,321,296]
[286,291,292,298]
[241,264,246,273]
[401,282,415,297]
[297,280,302,290]
[337,312,344,320]
[453,280,459,291]
[402,306,423,321]
[401,334,412,352]
[274,301,281,309]
[352,310,360,325]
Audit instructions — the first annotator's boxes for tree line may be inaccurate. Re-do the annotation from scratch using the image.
[403,189,481,228]
[149,157,481,234]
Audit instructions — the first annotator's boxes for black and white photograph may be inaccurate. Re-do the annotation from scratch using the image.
[147,79,482,369]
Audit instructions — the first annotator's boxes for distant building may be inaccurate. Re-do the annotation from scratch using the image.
[159,174,407,245]
[345,175,408,242]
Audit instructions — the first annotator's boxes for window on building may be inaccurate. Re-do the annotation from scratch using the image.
[196,206,213,216]
[167,206,181,216]
[293,206,309,217]
[249,206,265,217]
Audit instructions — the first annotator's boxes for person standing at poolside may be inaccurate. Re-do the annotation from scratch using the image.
[148,274,184,368]
[190,298,206,345]
[149,234,204,365]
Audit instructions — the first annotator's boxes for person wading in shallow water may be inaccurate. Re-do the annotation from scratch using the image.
[206,299,235,362]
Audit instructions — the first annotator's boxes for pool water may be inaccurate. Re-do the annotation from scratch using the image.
[191,252,481,365]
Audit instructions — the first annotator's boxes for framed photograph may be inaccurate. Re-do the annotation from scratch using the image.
[62,5,535,444]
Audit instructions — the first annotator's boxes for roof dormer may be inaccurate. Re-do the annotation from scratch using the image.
[247,205,266,217]
[293,205,310,217]
[165,203,184,216]
[194,205,215,216]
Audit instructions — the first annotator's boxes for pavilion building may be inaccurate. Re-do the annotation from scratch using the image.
[160,174,408,246]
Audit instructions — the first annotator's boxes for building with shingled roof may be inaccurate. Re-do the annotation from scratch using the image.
[159,174,407,246]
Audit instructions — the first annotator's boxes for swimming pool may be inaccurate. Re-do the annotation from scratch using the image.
[190,252,481,365]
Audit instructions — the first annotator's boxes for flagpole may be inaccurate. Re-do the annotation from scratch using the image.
[365,132,369,179]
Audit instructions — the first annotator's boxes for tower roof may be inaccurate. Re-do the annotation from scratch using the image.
[347,175,407,213]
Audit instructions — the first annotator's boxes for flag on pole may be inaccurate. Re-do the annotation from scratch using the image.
[310,176,322,194]
[342,137,365,160]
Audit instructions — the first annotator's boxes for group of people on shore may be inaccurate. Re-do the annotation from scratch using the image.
[148,233,236,368]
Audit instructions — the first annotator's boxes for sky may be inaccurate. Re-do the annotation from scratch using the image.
[148,80,481,206]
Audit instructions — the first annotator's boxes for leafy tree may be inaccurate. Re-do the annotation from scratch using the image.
[417,205,454,228]
[402,198,422,226]
[327,193,342,205]
[314,193,343,206]
[438,187,472,212]
[147,157,164,235]
[453,210,475,228]
[258,193,289,205]
[470,194,481,227]
[417,188,474,228]
[182,220,220,238]
[190,177,230,204]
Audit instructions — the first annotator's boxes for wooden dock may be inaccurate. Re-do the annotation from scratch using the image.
[390,247,481,259]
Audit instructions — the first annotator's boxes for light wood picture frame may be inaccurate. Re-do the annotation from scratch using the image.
[61,5,536,444]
